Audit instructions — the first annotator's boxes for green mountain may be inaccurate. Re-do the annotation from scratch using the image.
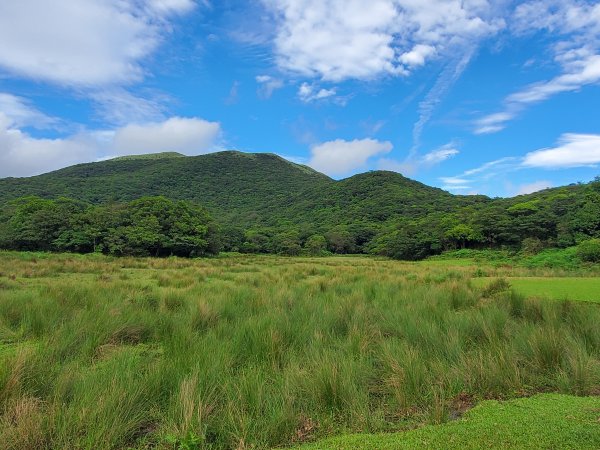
[0,151,598,258]
[0,152,329,222]
[0,151,475,226]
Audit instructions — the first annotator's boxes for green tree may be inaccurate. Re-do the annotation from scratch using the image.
[577,238,600,262]
[304,234,327,256]
[444,224,484,249]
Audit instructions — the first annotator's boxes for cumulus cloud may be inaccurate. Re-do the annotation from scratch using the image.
[400,45,437,68]
[308,138,392,176]
[0,115,221,178]
[111,117,221,156]
[262,0,504,82]
[0,0,197,87]
[522,133,600,168]
[297,83,337,103]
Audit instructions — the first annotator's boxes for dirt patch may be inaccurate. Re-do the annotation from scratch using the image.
[449,392,476,420]
[292,416,318,443]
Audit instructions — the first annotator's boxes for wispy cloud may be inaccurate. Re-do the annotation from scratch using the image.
[439,156,521,193]
[516,180,552,195]
[256,75,285,99]
[421,144,459,166]
[411,47,475,156]
[440,133,600,193]
[379,142,460,176]
[297,83,337,103]
[474,1,600,134]
[0,92,58,129]
[90,88,170,126]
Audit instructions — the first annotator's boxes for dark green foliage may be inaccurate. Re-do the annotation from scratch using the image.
[0,196,219,257]
[0,151,599,260]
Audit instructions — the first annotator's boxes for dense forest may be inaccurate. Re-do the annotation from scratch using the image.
[0,151,599,259]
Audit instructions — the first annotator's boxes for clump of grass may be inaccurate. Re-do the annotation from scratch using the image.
[481,277,511,297]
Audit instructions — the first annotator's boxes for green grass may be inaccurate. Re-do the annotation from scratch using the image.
[472,277,600,303]
[0,252,599,449]
[295,394,600,449]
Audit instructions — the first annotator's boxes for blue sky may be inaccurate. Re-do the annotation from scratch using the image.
[1,0,599,197]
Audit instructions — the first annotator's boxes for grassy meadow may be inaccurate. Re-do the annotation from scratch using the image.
[0,251,599,449]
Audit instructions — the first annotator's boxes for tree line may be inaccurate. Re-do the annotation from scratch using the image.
[0,176,599,260]
[0,196,220,257]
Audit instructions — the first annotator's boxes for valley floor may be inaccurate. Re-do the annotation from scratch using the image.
[0,252,598,449]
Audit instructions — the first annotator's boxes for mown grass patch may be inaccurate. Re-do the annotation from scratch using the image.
[472,277,600,303]
[295,394,600,449]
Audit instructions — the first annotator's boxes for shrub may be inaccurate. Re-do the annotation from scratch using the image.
[577,239,600,263]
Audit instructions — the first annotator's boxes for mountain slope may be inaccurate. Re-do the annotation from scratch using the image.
[0,151,475,227]
[0,151,331,223]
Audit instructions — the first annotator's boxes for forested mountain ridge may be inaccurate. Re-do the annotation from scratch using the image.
[0,151,598,259]
[0,151,330,214]
[0,151,483,229]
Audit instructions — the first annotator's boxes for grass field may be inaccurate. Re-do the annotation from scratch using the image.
[471,277,600,303]
[0,252,599,449]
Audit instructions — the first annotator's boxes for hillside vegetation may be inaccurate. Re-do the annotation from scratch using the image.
[0,151,599,259]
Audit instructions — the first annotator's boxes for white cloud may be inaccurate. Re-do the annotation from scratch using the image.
[473,112,514,134]
[516,180,552,195]
[400,45,437,68]
[148,0,197,15]
[0,115,221,178]
[475,1,600,133]
[440,177,470,185]
[378,142,459,176]
[256,75,285,99]
[442,184,470,191]
[507,54,600,104]
[90,89,169,125]
[522,133,600,168]
[308,138,392,176]
[262,0,504,82]
[297,83,337,103]
[0,93,57,129]
[111,117,221,156]
[0,113,95,178]
[421,145,459,165]
[439,156,521,192]
[0,0,197,87]
[440,133,600,194]
[411,47,475,155]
